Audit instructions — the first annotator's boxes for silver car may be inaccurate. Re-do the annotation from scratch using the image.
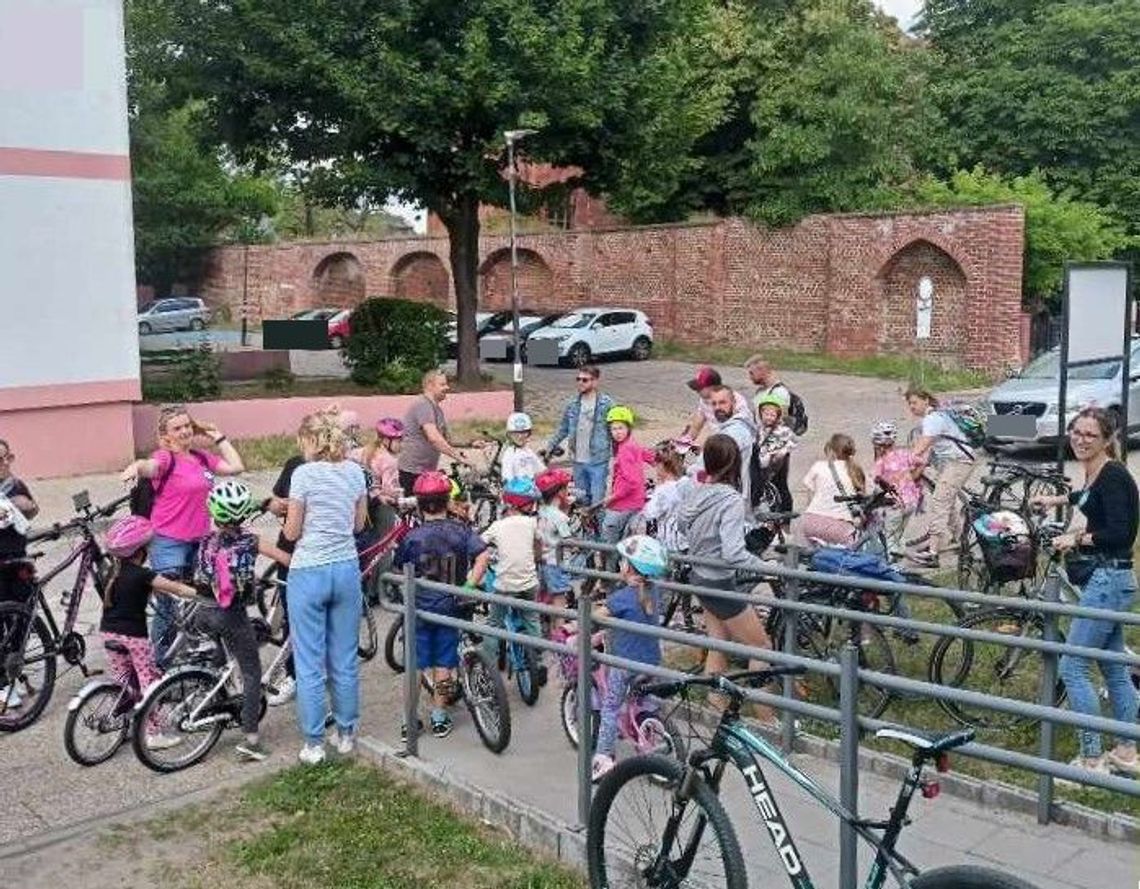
[138,297,211,335]
[985,339,1140,445]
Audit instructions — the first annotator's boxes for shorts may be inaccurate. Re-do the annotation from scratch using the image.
[692,574,748,621]
[415,619,460,671]
[541,564,572,596]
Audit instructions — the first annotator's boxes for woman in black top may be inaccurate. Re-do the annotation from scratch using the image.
[1033,407,1139,779]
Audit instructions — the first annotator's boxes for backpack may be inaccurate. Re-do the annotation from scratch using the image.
[785,391,809,436]
[129,449,210,517]
[195,529,257,608]
[938,403,986,454]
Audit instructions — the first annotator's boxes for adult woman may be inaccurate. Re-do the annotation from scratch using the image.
[120,405,243,665]
[284,410,368,764]
[677,434,774,698]
[905,387,975,567]
[1032,407,1139,779]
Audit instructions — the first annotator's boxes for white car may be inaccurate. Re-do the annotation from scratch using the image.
[525,307,654,367]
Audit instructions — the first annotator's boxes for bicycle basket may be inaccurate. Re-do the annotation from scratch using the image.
[973,512,1035,582]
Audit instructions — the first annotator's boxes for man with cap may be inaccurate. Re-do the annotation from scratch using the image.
[681,366,751,441]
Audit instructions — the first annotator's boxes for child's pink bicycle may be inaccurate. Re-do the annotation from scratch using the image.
[553,626,685,767]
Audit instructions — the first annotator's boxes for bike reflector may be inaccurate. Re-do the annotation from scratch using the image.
[936,753,951,773]
[921,781,941,799]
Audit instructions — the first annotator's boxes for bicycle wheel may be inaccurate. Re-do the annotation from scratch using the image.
[64,683,132,766]
[357,601,378,662]
[928,607,1063,729]
[912,865,1043,889]
[802,609,898,720]
[461,647,511,753]
[471,496,497,532]
[587,754,747,889]
[957,517,991,593]
[560,679,599,750]
[132,668,227,773]
[515,646,541,706]
[255,562,280,620]
[384,615,406,674]
[0,602,57,733]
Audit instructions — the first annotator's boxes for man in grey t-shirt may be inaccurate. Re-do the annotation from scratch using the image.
[397,369,470,494]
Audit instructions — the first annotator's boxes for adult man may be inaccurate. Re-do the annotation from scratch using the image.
[397,370,469,495]
[546,365,614,507]
[682,366,751,441]
[744,355,804,506]
[745,355,791,406]
[707,386,757,505]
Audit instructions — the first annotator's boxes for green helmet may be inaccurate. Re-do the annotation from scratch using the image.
[754,391,789,412]
[606,405,635,426]
[208,479,255,525]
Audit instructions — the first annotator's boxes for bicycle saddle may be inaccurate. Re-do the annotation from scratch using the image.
[875,726,975,754]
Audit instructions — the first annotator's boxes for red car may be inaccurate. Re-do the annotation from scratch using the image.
[328,309,351,347]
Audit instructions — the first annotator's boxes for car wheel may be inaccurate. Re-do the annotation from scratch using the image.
[330,335,343,349]
[568,342,591,368]
[189,318,205,331]
[138,322,151,335]
[631,336,652,361]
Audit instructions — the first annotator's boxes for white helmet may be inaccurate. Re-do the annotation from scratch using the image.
[505,412,533,433]
[871,421,898,445]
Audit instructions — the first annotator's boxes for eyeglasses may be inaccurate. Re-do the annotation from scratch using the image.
[575,376,592,383]
[1069,429,1103,441]
[0,453,12,463]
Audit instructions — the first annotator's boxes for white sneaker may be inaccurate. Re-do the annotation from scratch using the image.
[1056,755,1112,787]
[267,676,296,707]
[0,686,23,709]
[331,729,355,756]
[146,732,184,751]
[298,742,326,765]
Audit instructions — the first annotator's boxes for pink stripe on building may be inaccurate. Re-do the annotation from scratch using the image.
[0,147,130,181]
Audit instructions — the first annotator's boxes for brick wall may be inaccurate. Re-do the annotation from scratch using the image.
[198,206,1025,371]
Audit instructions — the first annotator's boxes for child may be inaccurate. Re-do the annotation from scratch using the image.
[753,392,797,513]
[0,438,37,709]
[501,412,546,482]
[599,406,655,566]
[591,534,667,782]
[870,421,922,540]
[394,471,490,739]
[535,468,575,623]
[194,480,291,762]
[99,515,198,749]
[641,443,692,555]
[479,477,543,676]
[798,434,866,546]
[364,417,405,505]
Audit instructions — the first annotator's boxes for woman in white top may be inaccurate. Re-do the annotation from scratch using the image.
[797,433,866,546]
[283,410,368,765]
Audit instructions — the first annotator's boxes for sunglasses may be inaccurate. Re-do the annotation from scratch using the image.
[575,376,593,383]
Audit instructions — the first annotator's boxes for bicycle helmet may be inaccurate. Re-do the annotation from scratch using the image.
[754,391,788,411]
[505,412,533,434]
[616,535,669,579]
[449,478,463,500]
[870,421,898,445]
[413,471,452,497]
[501,477,541,509]
[375,417,405,439]
[535,468,572,496]
[104,515,155,558]
[207,479,255,525]
[606,405,635,426]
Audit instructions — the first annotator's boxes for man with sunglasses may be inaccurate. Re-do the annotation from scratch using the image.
[545,365,614,507]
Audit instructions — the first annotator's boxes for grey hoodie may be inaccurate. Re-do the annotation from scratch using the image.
[677,482,771,581]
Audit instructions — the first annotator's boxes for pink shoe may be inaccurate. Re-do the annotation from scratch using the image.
[591,753,616,783]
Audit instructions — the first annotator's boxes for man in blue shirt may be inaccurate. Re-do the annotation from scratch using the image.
[545,365,614,507]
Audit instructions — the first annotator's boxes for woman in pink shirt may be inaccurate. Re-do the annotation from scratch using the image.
[599,406,655,567]
[121,405,244,664]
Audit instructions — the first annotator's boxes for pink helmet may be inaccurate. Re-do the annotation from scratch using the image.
[104,515,154,558]
[375,417,405,439]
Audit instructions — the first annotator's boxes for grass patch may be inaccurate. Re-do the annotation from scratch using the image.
[655,340,995,392]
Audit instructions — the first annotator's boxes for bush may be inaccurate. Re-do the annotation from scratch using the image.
[262,366,296,392]
[141,339,222,402]
[341,297,449,389]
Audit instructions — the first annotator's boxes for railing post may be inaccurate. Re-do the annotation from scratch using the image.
[838,641,860,889]
[401,563,419,757]
[780,544,800,752]
[1036,573,1061,825]
[576,592,594,829]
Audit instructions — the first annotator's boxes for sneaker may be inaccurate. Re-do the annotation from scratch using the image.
[236,740,270,762]
[331,729,356,755]
[591,753,616,783]
[1056,755,1112,787]
[145,732,184,751]
[298,743,326,765]
[0,686,23,709]
[430,713,453,739]
[400,718,425,740]
[266,676,296,707]
[535,664,549,688]
[1106,749,1140,778]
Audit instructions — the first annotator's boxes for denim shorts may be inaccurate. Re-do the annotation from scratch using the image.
[541,563,572,595]
[415,620,460,671]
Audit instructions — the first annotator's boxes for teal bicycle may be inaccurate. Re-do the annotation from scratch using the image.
[587,667,1039,889]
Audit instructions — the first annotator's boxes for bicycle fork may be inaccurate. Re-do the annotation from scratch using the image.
[649,756,729,882]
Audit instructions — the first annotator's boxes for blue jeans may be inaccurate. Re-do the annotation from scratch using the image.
[1059,567,1139,758]
[286,558,363,745]
[574,461,608,508]
[148,535,198,667]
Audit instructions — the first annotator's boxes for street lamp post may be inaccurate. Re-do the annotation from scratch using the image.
[505,128,537,412]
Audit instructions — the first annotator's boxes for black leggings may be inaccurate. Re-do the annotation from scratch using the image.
[193,605,263,735]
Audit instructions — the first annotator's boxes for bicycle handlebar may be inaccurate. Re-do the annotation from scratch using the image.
[640,666,807,701]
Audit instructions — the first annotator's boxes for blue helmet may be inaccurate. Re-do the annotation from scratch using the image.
[616,535,669,578]
[502,477,541,509]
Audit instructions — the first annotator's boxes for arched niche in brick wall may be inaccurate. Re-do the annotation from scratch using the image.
[478,247,553,311]
[876,239,968,364]
[311,251,366,308]
[390,251,450,308]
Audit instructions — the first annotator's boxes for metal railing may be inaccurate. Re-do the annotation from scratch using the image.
[381,541,1140,884]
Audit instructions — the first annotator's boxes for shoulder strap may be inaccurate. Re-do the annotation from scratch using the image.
[826,460,849,497]
[152,449,179,498]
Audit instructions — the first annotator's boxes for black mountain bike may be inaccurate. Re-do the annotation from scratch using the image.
[588,668,1040,889]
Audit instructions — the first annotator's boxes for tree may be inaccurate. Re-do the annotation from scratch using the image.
[271,190,413,241]
[908,167,1132,302]
[148,0,726,382]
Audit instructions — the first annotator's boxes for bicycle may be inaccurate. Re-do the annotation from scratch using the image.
[0,490,129,732]
[587,667,1039,889]
[499,603,545,705]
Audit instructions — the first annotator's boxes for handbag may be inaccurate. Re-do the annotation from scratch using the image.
[1063,552,1103,587]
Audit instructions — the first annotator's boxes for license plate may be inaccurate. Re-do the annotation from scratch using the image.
[527,339,561,365]
[987,415,1038,439]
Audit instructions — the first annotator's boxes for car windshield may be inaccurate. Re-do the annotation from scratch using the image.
[139,302,157,313]
[1020,350,1121,381]
[550,313,594,329]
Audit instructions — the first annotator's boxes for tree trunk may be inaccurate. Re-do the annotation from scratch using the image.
[444,194,482,385]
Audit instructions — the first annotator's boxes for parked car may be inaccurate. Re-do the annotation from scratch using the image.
[446,309,543,358]
[985,339,1140,446]
[291,307,338,322]
[525,307,654,367]
[137,297,211,335]
[478,313,564,362]
[327,309,352,347]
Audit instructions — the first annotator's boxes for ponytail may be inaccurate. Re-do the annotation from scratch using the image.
[825,433,865,491]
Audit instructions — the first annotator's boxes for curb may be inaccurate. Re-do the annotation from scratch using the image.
[356,736,588,872]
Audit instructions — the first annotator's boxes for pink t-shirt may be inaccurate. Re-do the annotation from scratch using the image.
[368,448,400,494]
[873,449,922,510]
[609,439,655,512]
[150,449,222,541]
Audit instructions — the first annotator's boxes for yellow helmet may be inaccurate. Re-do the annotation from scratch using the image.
[606,405,635,426]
